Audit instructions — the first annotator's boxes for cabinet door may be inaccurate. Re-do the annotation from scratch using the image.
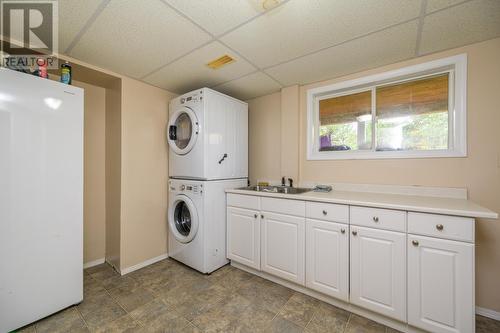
[306,219,348,301]
[261,212,305,285]
[226,207,260,270]
[350,226,406,321]
[408,235,474,333]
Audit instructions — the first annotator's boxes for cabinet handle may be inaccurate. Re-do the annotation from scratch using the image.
[436,224,444,231]
[352,230,357,236]
[322,210,327,215]
[340,228,346,234]
[412,240,419,246]
[372,216,379,222]
[261,214,264,219]
[254,214,258,219]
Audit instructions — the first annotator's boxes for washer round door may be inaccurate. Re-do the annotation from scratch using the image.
[167,106,199,155]
[168,195,199,243]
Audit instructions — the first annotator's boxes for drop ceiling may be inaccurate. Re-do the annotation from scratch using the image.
[61,0,500,100]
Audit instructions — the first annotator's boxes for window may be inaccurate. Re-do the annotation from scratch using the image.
[307,54,467,160]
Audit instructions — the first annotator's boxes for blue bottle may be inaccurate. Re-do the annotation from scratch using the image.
[60,61,72,84]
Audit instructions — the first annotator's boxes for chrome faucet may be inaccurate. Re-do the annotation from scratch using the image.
[281,176,294,188]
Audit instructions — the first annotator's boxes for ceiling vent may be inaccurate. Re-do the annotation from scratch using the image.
[207,55,235,69]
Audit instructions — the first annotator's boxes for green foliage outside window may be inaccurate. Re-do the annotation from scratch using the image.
[320,111,448,151]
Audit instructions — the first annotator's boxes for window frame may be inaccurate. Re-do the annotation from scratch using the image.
[307,54,467,160]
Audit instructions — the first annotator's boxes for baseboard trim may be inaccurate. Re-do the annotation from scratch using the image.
[120,253,169,275]
[476,306,500,321]
[83,257,105,269]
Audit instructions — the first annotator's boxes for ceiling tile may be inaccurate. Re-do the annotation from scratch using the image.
[426,0,464,13]
[213,72,281,100]
[143,41,256,94]
[265,20,419,86]
[164,0,261,36]
[220,0,422,68]
[69,0,211,78]
[58,0,104,52]
[420,0,500,55]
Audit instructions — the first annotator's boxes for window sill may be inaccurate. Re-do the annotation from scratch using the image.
[307,148,467,160]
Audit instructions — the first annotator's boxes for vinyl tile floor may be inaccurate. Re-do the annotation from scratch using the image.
[17,258,500,333]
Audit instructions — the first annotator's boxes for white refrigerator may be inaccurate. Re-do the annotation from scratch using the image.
[0,68,84,333]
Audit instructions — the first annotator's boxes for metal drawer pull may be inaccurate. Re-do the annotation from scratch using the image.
[261,214,264,219]
[341,228,345,234]
[436,224,444,231]
[322,210,327,215]
[372,216,379,222]
[254,214,258,218]
[352,230,357,236]
[412,240,419,246]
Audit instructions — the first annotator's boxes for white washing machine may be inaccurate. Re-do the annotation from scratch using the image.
[168,178,247,273]
[167,88,248,180]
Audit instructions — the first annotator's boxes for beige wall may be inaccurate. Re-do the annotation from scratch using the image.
[119,78,176,270]
[247,92,282,184]
[249,38,500,311]
[73,66,176,272]
[105,79,122,270]
[26,52,177,272]
[77,80,106,264]
[281,85,300,181]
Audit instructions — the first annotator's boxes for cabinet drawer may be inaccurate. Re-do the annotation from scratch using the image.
[306,202,348,223]
[227,193,260,210]
[408,212,474,242]
[350,206,406,232]
[261,197,305,217]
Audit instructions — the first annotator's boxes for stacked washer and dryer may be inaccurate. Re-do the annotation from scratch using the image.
[167,88,248,273]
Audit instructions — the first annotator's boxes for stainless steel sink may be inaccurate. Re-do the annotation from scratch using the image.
[238,185,312,194]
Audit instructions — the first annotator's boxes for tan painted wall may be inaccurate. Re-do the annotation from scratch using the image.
[28,52,177,272]
[247,92,282,184]
[281,85,300,181]
[105,79,122,270]
[119,78,176,270]
[77,80,106,264]
[249,38,500,311]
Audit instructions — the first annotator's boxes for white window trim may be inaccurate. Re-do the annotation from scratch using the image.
[307,54,467,160]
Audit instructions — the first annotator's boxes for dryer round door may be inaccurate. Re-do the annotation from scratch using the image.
[167,107,199,155]
[168,195,199,243]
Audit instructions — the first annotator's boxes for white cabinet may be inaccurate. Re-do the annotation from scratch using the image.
[306,219,348,301]
[408,235,474,333]
[261,212,305,285]
[226,192,481,333]
[350,226,406,321]
[226,207,260,270]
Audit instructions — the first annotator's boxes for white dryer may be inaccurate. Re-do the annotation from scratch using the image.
[167,88,248,180]
[168,178,247,273]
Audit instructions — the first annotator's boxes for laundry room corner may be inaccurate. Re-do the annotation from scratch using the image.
[119,77,177,272]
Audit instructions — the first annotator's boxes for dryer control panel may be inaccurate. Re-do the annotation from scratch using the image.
[180,90,203,105]
[169,89,205,110]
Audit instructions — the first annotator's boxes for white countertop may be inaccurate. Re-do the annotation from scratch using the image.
[226,188,498,219]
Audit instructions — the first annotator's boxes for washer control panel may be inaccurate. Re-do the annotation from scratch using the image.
[169,181,203,195]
